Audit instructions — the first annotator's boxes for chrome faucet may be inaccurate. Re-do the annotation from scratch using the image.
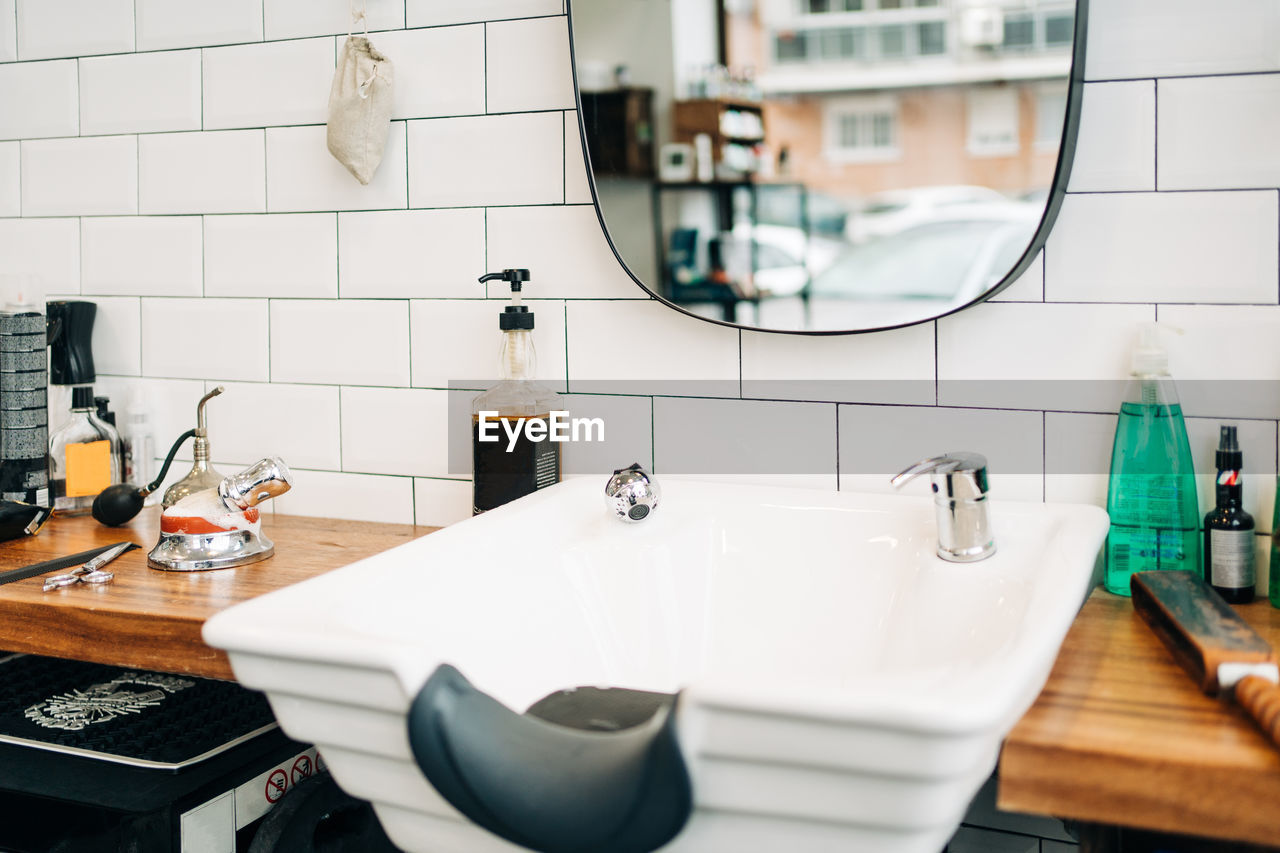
[891,452,995,562]
[604,463,660,522]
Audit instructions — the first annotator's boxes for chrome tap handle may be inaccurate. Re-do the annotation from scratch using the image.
[890,452,989,501]
[891,452,994,562]
[219,457,293,510]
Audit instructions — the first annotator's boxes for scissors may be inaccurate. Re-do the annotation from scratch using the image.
[43,542,136,592]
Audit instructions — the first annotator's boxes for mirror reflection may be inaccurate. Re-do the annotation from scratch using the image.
[571,0,1080,332]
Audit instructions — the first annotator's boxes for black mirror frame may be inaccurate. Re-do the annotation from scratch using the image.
[567,0,1090,336]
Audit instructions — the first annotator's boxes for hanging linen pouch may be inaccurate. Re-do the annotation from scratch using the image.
[327,36,395,185]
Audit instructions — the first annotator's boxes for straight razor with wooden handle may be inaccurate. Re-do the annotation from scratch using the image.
[1131,570,1280,748]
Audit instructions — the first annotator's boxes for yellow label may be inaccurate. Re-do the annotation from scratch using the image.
[65,440,111,497]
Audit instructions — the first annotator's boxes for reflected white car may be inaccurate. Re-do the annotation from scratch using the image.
[753,205,1041,330]
[846,185,1012,244]
[724,224,843,298]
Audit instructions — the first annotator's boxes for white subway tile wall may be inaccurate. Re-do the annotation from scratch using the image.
[15,0,134,61]
[1066,81,1154,193]
[371,26,487,120]
[134,0,263,52]
[1157,74,1280,191]
[141,298,270,381]
[0,59,79,140]
[203,38,335,131]
[1045,191,1278,304]
[338,208,485,298]
[270,299,410,386]
[266,122,408,211]
[204,213,338,298]
[563,111,593,205]
[406,0,563,29]
[0,142,18,217]
[0,0,1277,547]
[82,216,203,297]
[0,0,15,63]
[79,51,203,136]
[21,135,136,216]
[70,295,142,377]
[486,204,644,299]
[0,218,79,293]
[204,381,343,471]
[485,17,575,113]
[139,130,267,215]
[264,0,405,41]
[407,112,564,207]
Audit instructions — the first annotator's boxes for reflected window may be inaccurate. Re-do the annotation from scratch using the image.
[776,31,809,62]
[917,21,946,55]
[879,24,906,58]
[825,95,900,161]
[820,27,864,59]
[1035,85,1068,148]
[1002,15,1035,49]
[1045,13,1074,46]
[967,88,1019,156]
[802,0,865,11]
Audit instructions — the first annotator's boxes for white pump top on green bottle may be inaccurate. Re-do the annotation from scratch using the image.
[1131,322,1170,377]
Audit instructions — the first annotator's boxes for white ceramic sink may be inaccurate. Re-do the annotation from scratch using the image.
[204,477,1108,853]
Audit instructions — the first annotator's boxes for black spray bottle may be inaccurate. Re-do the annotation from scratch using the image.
[1205,425,1255,603]
[470,269,563,514]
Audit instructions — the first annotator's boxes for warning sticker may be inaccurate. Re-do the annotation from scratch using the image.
[265,769,288,804]
[291,754,314,785]
[234,747,319,830]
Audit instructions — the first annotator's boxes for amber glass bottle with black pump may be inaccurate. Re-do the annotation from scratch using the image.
[470,269,563,514]
[1205,425,1256,603]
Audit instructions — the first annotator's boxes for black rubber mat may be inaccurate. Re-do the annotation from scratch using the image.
[0,654,276,767]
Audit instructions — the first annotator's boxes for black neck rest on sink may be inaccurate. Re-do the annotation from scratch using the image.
[407,664,693,853]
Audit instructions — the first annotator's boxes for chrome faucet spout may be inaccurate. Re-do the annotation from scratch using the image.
[892,452,995,562]
[604,463,660,522]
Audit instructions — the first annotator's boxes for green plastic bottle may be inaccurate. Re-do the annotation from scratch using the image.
[1104,324,1200,596]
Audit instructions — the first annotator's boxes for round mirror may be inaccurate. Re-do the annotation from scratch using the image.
[569,0,1086,333]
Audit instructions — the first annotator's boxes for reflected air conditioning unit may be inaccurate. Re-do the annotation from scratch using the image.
[960,7,1005,48]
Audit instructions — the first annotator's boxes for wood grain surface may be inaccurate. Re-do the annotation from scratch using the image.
[999,589,1280,846]
[0,508,437,680]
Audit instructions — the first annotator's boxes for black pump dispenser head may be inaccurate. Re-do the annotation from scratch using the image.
[478,269,535,331]
[46,300,97,386]
[1216,424,1243,470]
[479,269,530,292]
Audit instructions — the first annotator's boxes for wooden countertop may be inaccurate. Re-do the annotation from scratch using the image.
[0,508,437,680]
[999,588,1280,846]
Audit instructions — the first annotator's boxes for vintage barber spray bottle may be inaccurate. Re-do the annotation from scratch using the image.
[471,269,563,514]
